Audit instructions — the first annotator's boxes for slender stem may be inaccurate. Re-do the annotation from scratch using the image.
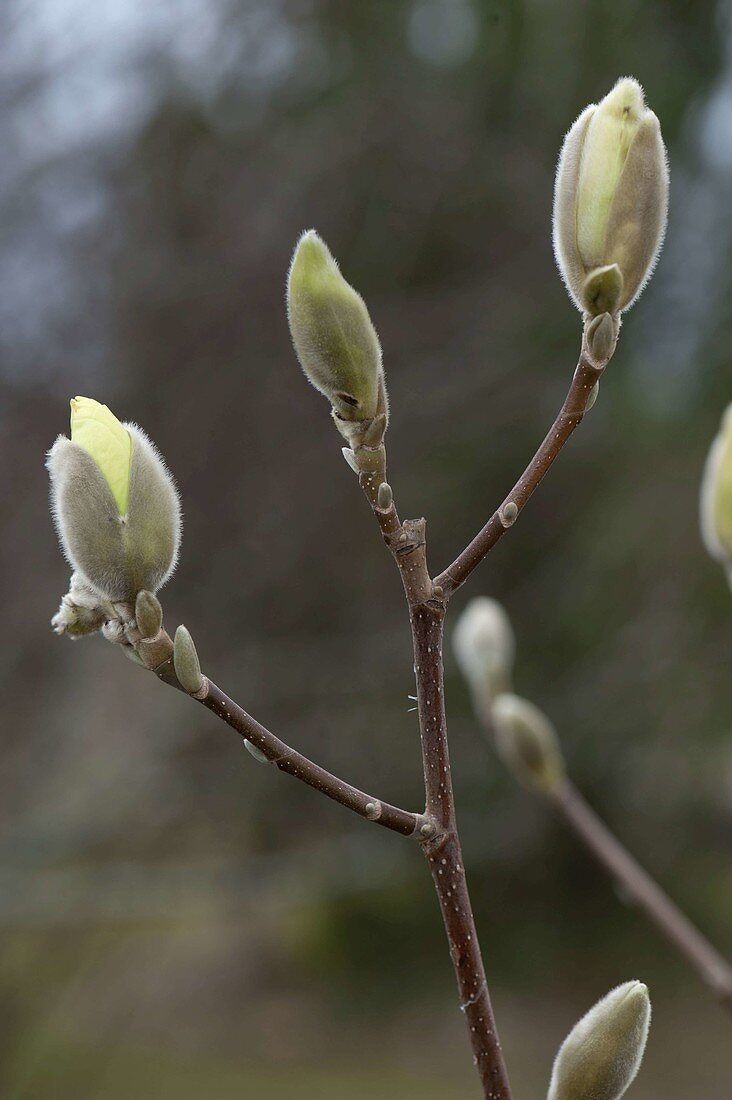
[413,605,512,1100]
[552,776,732,1013]
[154,656,422,838]
[434,351,602,597]
[354,452,513,1100]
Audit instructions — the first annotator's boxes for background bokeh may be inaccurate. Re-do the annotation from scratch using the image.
[2,0,732,1096]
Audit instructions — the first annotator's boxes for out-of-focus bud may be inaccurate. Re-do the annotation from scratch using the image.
[174,625,204,694]
[700,404,732,581]
[491,693,564,794]
[47,397,181,604]
[453,598,515,710]
[547,980,651,1100]
[287,230,387,446]
[553,77,668,317]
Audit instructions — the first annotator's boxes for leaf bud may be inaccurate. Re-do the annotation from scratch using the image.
[47,397,181,604]
[287,230,387,444]
[547,981,651,1100]
[135,590,163,639]
[173,625,204,694]
[491,693,564,794]
[553,78,668,317]
[453,598,515,708]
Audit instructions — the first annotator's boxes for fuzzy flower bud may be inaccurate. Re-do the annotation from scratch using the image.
[47,397,181,604]
[553,77,668,317]
[287,230,387,444]
[700,403,732,579]
[453,597,515,708]
[548,981,651,1100]
[491,694,564,794]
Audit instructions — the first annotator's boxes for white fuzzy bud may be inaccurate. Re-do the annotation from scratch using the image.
[47,399,181,604]
[553,78,668,317]
[548,981,651,1100]
[492,694,565,794]
[453,597,515,706]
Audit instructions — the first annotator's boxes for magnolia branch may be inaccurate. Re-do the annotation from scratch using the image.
[551,776,732,1013]
[435,349,604,597]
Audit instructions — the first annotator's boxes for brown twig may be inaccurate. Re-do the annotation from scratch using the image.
[551,776,732,1014]
[434,350,603,598]
[152,652,423,838]
[354,447,513,1100]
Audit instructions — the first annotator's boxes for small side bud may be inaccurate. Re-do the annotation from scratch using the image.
[51,572,112,638]
[700,404,732,578]
[377,481,393,510]
[174,625,204,694]
[47,397,181,605]
[341,447,360,474]
[491,694,564,794]
[553,77,668,317]
[548,980,651,1100]
[453,598,515,708]
[585,381,600,413]
[244,739,268,764]
[584,312,618,366]
[287,230,386,432]
[135,590,163,639]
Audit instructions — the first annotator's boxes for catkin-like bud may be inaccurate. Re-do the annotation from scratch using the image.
[548,981,651,1100]
[47,397,181,603]
[700,403,732,579]
[553,78,668,317]
[491,694,564,794]
[287,230,387,441]
[453,597,515,707]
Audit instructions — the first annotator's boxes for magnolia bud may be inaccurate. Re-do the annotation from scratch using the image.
[700,404,732,578]
[135,590,163,639]
[174,625,204,694]
[491,694,564,794]
[453,598,515,706]
[47,397,181,604]
[287,230,387,442]
[548,981,651,1100]
[553,78,668,317]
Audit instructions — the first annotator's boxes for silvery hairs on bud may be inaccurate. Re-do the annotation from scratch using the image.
[286,229,386,428]
[453,597,515,707]
[548,981,651,1100]
[491,693,564,794]
[553,77,668,317]
[48,423,181,603]
[51,572,112,638]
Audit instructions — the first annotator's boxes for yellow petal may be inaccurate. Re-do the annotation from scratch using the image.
[70,396,132,515]
[576,78,645,270]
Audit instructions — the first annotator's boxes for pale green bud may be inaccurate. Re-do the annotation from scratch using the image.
[47,398,181,604]
[700,403,732,575]
[547,981,651,1100]
[244,739,268,763]
[173,625,204,694]
[453,598,515,706]
[553,78,668,316]
[135,590,163,639]
[491,694,564,794]
[287,230,386,434]
[51,572,112,638]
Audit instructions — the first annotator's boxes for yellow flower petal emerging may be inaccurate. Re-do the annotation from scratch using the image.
[70,396,132,515]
